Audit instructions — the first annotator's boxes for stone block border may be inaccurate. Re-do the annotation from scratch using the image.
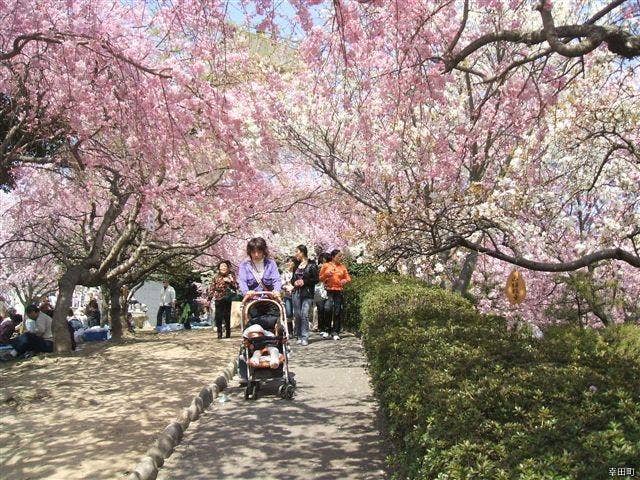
[127,357,238,480]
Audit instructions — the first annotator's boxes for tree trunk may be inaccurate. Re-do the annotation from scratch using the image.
[100,285,110,327]
[453,250,479,296]
[52,273,77,353]
[109,285,124,340]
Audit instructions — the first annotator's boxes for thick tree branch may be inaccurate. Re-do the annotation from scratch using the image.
[454,237,640,271]
[536,3,604,58]
[0,33,63,60]
[445,24,640,72]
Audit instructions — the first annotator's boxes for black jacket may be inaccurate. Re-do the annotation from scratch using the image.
[291,261,319,299]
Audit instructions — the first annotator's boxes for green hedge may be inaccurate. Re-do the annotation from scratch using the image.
[353,276,640,480]
[342,273,430,332]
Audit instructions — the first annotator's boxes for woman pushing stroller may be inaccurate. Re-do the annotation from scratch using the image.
[238,237,281,299]
[237,237,282,386]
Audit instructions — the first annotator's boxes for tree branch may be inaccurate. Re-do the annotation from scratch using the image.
[445,23,640,73]
[586,0,628,25]
[0,33,63,61]
[454,236,640,271]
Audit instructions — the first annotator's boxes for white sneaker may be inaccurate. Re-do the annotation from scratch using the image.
[333,335,340,340]
[296,339,303,345]
[301,339,308,346]
[320,332,329,339]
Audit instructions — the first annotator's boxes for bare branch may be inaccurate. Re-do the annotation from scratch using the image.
[0,33,63,61]
[586,0,628,25]
[454,236,640,271]
[445,24,640,73]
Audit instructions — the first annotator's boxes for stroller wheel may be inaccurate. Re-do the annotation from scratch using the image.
[278,384,286,398]
[289,377,297,388]
[284,384,295,400]
[249,382,259,400]
[245,381,258,400]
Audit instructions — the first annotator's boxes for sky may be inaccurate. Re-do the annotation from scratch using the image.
[224,0,327,42]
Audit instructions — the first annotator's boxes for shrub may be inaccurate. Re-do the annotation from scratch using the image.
[342,273,429,332]
[356,278,640,480]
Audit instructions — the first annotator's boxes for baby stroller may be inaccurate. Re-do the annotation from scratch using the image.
[241,291,296,400]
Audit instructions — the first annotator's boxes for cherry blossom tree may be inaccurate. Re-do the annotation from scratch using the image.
[3,0,638,335]
[0,252,58,309]
[0,0,320,350]
[256,0,640,323]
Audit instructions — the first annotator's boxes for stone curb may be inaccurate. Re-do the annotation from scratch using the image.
[127,357,238,480]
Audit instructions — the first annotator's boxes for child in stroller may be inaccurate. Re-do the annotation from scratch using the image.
[243,324,281,369]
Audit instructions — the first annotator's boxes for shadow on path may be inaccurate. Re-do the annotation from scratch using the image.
[0,330,238,480]
[158,334,388,480]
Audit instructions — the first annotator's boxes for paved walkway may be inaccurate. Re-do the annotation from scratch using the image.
[157,334,388,480]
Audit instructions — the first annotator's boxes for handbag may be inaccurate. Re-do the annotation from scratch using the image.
[315,282,328,301]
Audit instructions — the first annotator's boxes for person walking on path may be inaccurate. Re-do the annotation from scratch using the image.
[208,260,239,339]
[280,256,296,335]
[157,280,176,327]
[237,237,282,297]
[291,245,318,346]
[319,249,351,340]
[237,237,282,385]
[315,252,331,338]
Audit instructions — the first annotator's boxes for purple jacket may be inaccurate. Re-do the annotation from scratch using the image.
[237,258,282,295]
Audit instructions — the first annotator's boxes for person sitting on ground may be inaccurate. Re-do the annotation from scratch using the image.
[0,309,23,345]
[65,308,77,351]
[243,324,280,369]
[84,296,101,327]
[10,304,54,356]
[67,308,84,332]
[39,296,55,318]
[125,312,135,334]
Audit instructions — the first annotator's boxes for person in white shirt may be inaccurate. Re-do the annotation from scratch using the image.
[157,280,176,326]
[11,304,54,356]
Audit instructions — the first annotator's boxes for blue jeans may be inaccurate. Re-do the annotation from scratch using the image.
[292,291,313,341]
[284,296,294,336]
[284,296,293,319]
[11,332,54,356]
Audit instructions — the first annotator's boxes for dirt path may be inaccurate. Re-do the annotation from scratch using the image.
[0,329,238,480]
[157,333,388,480]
